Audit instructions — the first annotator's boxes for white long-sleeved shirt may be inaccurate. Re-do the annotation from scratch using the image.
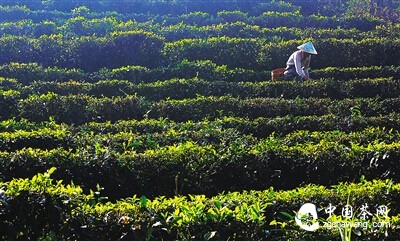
[286,50,311,79]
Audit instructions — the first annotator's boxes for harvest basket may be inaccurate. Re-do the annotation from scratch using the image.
[271,67,285,81]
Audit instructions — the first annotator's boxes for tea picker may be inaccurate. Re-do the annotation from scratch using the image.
[284,41,317,81]
[271,41,318,81]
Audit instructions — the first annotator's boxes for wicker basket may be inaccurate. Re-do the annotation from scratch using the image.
[271,67,285,81]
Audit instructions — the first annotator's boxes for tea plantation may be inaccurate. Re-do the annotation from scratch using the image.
[0,0,399,240]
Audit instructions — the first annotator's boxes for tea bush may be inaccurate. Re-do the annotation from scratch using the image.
[1,1,399,240]
[1,169,399,240]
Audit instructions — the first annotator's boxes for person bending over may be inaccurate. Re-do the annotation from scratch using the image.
[284,41,317,81]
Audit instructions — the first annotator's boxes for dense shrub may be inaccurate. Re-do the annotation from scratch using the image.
[0,89,20,120]
[163,37,400,70]
[1,61,399,87]
[251,10,303,28]
[0,1,399,240]
[2,169,398,240]
[313,65,400,80]
[0,62,89,83]
[260,38,400,70]
[1,133,400,199]
[0,34,286,72]
[107,30,165,69]
[0,36,36,64]
[148,96,400,121]
[163,37,265,69]
[17,93,148,124]
[0,30,165,71]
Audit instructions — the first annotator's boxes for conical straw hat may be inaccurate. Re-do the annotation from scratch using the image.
[297,41,317,55]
